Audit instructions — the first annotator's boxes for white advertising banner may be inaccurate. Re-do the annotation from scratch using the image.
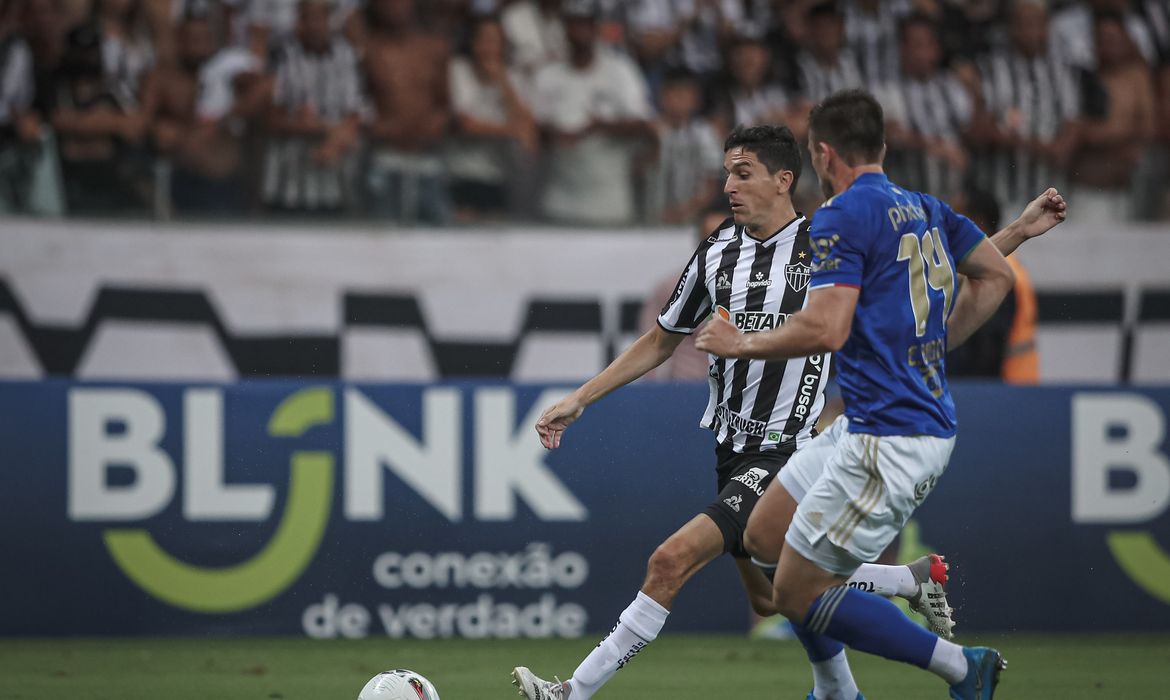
[1,219,1168,382]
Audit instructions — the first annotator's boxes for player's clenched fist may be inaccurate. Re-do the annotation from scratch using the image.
[1016,188,1067,239]
[534,395,585,449]
[695,315,743,358]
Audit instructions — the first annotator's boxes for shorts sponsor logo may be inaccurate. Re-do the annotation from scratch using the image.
[914,475,938,502]
[731,467,770,497]
[723,495,742,512]
[790,353,825,426]
[714,405,768,437]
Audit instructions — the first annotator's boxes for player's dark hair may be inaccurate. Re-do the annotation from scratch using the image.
[807,89,885,166]
[963,188,1001,233]
[723,124,802,190]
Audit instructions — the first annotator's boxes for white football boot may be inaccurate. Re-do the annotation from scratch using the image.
[906,553,957,639]
[512,667,569,700]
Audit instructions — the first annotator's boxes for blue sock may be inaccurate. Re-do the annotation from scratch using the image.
[792,622,844,662]
[803,585,937,668]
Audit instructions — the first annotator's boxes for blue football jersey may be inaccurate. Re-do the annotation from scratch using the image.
[809,173,986,437]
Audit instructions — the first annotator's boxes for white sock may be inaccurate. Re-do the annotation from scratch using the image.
[928,639,969,685]
[845,563,917,598]
[567,591,669,700]
[811,649,860,700]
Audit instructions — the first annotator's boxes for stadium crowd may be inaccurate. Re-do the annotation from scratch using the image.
[1,0,1168,224]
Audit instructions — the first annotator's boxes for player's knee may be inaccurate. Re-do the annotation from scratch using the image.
[743,524,782,565]
[771,585,810,622]
[646,540,692,587]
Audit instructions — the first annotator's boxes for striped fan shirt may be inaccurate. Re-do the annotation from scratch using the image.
[842,0,913,91]
[796,48,866,104]
[262,37,365,210]
[657,215,832,453]
[973,46,1080,208]
[876,70,973,198]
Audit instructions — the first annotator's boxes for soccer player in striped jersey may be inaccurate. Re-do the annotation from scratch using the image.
[512,124,950,700]
[696,90,1066,700]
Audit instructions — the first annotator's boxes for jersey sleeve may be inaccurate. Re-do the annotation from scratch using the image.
[657,248,712,334]
[941,200,987,263]
[809,203,867,290]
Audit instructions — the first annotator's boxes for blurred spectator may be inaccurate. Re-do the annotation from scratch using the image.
[21,0,68,110]
[713,37,798,137]
[364,0,453,223]
[876,12,972,199]
[1051,0,1158,70]
[969,0,1079,214]
[530,0,655,224]
[842,0,913,90]
[796,2,865,106]
[1,0,46,212]
[1155,57,1170,219]
[624,0,731,97]
[50,5,156,214]
[1139,0,1170,65]
[447,13,537,221]
[719,0,773,41]
[1068,12,1156,225]
[625,0,684,93]
[639,204,728,380]
[949,188,1038,383]
[501,0,566,80]
[151,12,266,215]
[262,0,363,212]
[934,0,1007,65]
[245,0,359,57]
[651,68,722,224]
[671,0,732,81]
[1134,0,1170,220]
[93,0,155,109]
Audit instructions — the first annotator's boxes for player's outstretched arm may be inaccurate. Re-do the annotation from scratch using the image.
[947,240,1017,350]
[535,324,686,449]
[695,286,858,361]
[988,188,1067,257]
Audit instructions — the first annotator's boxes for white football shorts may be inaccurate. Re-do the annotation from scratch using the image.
[779,416,955,576]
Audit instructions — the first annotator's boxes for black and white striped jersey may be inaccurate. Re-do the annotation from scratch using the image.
[973,47,1080,208]
[877,71,974,198]
[657,215,832,454]
[796,48,866,104]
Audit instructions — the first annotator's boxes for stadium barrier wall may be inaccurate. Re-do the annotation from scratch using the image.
[2,380,1170,637]
[1,220,1168,383]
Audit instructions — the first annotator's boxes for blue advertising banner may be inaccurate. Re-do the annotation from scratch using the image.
[1,380,1169,636]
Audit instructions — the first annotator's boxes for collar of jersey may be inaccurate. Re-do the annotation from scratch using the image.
[742,214,805,248]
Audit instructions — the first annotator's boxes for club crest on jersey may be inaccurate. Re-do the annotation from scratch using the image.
[785,263,811,291]
[715,305,790,333]
[716,270,732,290]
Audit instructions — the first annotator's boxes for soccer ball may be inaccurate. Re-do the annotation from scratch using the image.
[358,669,440,700]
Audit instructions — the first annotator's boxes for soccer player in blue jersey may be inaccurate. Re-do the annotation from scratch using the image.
[696,89,1066,700]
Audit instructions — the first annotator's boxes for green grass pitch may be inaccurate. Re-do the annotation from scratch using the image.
[2,634,1168,699]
